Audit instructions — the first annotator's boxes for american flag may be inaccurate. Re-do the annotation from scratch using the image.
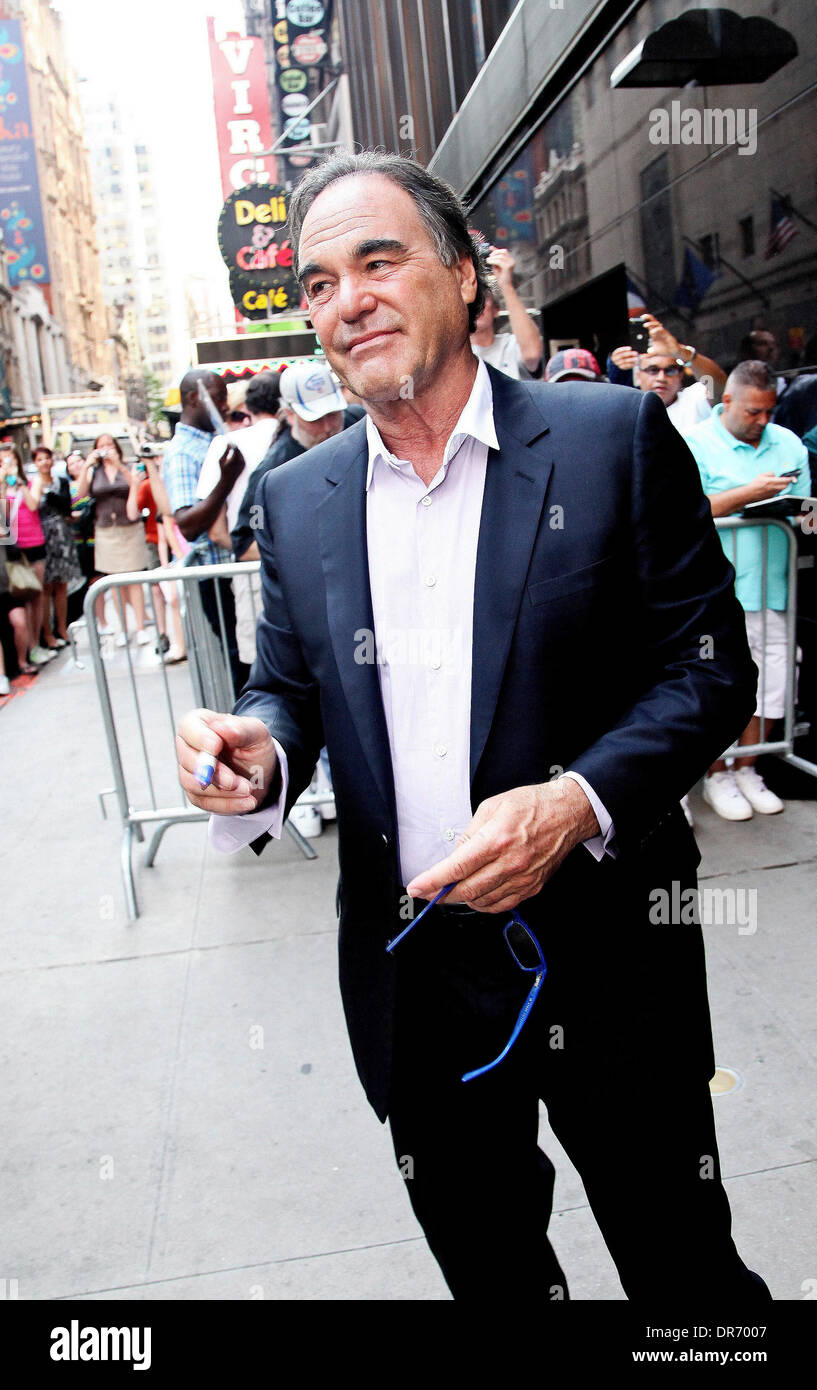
[764,197,798,258]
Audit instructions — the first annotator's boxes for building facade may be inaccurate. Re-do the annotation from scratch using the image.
[330,0,815,375]
[2,0,110,391]
[431,0,817,373]
[78,86,175,398]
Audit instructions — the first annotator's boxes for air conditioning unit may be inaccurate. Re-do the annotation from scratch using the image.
[311,123,328,148]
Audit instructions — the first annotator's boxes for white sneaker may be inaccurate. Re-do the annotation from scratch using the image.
[0,674,9,695]
[734,766,784,815]
[702,772,753,821]
[115,632,129,647]
[29,645,57,664]
[135,629,152,646]
[680,794,694,827]
[289,805,323,839]
[163,645,187,664]
[97,624,116,636]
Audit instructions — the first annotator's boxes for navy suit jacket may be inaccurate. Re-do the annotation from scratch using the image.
[235,366,757,1120]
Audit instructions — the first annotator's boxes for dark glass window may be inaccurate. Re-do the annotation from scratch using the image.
[699,232,721,270]
[480,0,515,56]
[445,0,479,107]
[739,215,755,257]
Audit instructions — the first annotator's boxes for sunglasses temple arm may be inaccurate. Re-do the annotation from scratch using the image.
[385,882,457,953]
[461,971,545,1083]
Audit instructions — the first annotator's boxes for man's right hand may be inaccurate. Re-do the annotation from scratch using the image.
[749,472,792,502]
[176,709,278,815]
[610,345,639,372]
[219,444,245,485]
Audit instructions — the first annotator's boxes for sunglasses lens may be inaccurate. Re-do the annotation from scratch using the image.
[506,919,541,970]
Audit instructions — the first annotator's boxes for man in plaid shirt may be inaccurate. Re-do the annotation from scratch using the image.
[163,368,247,688]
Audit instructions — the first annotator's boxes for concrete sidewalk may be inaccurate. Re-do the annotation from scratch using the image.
[1,628,815,1300]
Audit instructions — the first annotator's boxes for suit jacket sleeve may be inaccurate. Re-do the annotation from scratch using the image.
[232,467,324,819]
[567,389,758,852]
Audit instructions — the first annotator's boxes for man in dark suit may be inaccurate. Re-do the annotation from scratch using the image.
[176,153,770,1302]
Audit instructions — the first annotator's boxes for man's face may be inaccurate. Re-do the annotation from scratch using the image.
[636,354,683,406]
[298,173,477,403]
[750,333,778,365]
[721,387,777,445]
[190,375,227,431]
[285,407,344,446]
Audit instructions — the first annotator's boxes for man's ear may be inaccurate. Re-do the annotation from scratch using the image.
[457,253,478,309]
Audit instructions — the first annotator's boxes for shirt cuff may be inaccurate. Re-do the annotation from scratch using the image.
[561,771,616,862]
[208,739,289,853]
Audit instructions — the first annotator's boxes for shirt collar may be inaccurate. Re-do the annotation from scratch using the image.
[364,358,498,491]
[175,422,213,445]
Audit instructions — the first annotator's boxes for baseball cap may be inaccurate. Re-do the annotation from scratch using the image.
[545,348,602,382]
[280,361,345,420]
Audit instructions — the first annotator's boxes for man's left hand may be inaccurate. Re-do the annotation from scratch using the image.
[642,313,683,361]
[406,778,600,914]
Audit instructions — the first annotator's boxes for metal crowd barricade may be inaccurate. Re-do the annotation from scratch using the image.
[80,552,335,921]
[82,517,813,920]
[715,515,817,777]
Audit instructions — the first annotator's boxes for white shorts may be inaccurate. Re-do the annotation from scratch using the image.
[744,609,788,719]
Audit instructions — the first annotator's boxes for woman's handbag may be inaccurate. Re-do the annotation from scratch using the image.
[5,554,42,594]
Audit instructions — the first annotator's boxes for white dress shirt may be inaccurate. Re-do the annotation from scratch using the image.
[210,360,614,879]
[195,417,279,533]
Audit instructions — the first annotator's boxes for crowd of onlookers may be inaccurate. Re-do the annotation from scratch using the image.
[0,430,193,696]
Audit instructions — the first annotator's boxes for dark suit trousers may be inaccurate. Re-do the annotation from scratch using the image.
[387,904,771,1303]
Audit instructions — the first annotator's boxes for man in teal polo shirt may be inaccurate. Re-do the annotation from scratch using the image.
[684,360,810,821]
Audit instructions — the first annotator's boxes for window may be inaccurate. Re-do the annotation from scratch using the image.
[739,215,755,257]
[699,232,720,270]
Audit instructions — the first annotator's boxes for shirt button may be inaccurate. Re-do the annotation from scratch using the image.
[424,575,436,587]
[434,743,447,757]
[421,495,432,507]
[443,828,456,842]
[429,657,441,670]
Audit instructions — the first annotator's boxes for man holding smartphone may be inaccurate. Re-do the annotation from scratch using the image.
[610,313,726,434]
[684,360,811,821]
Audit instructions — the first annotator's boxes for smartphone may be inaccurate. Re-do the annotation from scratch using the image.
[197,380,228,436]
[628,316,650,353]
[780,468,800,478]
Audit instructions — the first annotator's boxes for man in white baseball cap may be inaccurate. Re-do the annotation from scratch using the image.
[280,360,346,425]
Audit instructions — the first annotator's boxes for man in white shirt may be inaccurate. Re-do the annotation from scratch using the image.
[611,312,726,434]
[175,152,768,1305]
[195,370,282,542]
[469,247,543,380]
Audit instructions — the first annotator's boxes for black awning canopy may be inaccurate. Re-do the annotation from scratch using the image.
[611,8,798,88]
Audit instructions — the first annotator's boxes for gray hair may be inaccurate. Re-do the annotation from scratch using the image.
[726,360,778,394]
[287,151,489,332]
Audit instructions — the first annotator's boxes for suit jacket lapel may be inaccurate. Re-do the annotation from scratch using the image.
[470,368,553,787]
[318,427,397,824]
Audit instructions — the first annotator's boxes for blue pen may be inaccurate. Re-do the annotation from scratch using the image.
[194,752,217,789]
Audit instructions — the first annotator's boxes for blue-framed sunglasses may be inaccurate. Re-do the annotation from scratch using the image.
[386,883,547,1083]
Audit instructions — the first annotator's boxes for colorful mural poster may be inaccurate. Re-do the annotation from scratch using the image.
[0,19,50,288]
